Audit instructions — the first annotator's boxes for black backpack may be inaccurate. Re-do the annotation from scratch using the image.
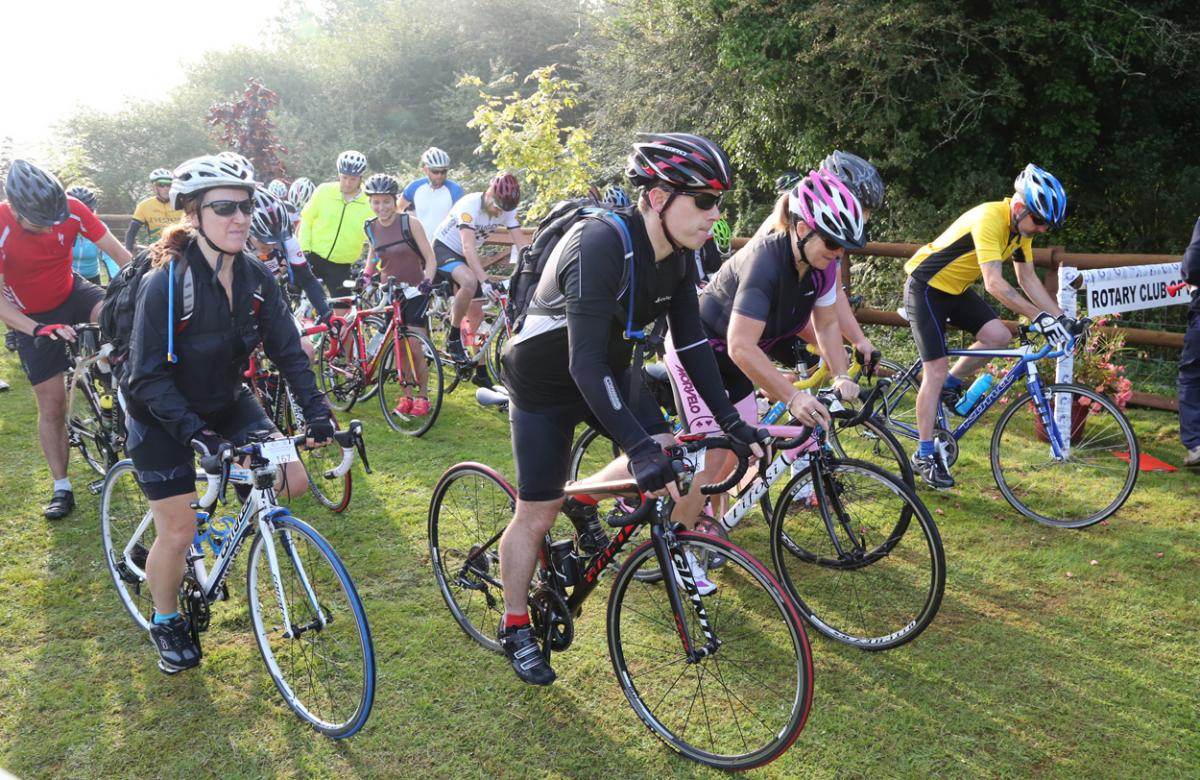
[505,199,633,333]
[99,249,194,367]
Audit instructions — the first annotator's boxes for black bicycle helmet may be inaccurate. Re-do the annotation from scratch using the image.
[363,173,400,197]
[5,160,70,226]
[820,150,885,211]
[66,186,98,212]
[250,186,294,244]
[626,133,733,191]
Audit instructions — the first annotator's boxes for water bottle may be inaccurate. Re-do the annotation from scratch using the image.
[460,318,476,349]
[762,401,787,425]
[954,374,994,416]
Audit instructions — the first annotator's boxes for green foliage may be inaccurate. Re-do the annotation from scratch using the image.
[463,67,598,220]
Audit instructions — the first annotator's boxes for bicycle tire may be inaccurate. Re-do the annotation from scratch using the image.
[868,358,924,444]
[990,382,1139,528]
[355,315,387,404]
[830,414,915,488]
[316,341,362,412]
[67,372,110,475]
[607,532,813,770]
[296,402,353,513]
[770,457,945,650]
[247,511,375,738]
[377,328,444,437]
[429,463,519,652]
[100,460,158,631]
[485,324,508,387]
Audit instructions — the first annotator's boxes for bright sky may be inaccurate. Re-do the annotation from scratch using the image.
[2,0,297,154]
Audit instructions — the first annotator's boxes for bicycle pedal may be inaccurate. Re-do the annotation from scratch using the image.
[88,478,106,495]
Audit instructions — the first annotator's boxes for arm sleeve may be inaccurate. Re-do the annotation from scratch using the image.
[124,220,144,252]
[283,237,329,316]
[258,270,331,423]
[1182,218,1200,285]
[126,271,207,445]
[561,225,657,454]
[667,263,742,427]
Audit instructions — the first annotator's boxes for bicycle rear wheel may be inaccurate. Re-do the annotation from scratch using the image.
[770,458,944,650]
[991,382,1139,528]
[607,532,812,770]
[378,329,444,436]
[830,415,915,488]
[316,342,361,412]
[297,405,353,513]
[100,460,158,630]
[428,463,518,652]
[67,374,109,475]
[868,359,923,444]
[247,512,375,738]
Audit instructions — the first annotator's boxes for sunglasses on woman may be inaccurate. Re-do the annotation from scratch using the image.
[202,198,255,217]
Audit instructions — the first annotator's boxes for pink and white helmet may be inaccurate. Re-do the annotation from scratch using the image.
[789,169,866,250]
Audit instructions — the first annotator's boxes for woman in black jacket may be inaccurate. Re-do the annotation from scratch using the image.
[122,154,334,675]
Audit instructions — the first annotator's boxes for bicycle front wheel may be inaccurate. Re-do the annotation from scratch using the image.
[378,329,444,436]
[247,512,375,739]
[771,458,945,650]
[68,376,109,475]
[869,359,923,443]
[429,463,518,652]
[991,382,1139,528]
[100,460,158,630]
[608,532,813,770]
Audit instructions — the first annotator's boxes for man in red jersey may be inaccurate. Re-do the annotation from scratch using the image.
[0,160,132,518]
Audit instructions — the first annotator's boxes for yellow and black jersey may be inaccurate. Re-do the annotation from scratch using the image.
[904,198,1034,295]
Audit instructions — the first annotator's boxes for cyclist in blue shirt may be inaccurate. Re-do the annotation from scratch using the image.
[66,186,117,284]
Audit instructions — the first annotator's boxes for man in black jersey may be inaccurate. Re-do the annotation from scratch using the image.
[496,133,767,685]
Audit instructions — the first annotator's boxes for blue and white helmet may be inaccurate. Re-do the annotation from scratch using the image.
[601,185,630,208]
[267,179,289,200]
[1014,163,1067,229]
[288,177,315,210]
[337,150,367,176]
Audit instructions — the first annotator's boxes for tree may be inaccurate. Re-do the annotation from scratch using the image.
[462,66,599,220]
[207,78,290,181]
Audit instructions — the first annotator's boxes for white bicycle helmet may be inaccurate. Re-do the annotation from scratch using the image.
[216,151,255,180]
[170,154,258,210]
[288,177,315,210]
[148,168,174,183]
[267,179,289,200]
[251,186,294,243]
[420,147,450,169]
[337,150,367,176]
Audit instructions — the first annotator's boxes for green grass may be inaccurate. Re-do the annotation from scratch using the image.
[0,347,1197,780]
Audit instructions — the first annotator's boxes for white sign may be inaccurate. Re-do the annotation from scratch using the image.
[260,439,300,465]
[1082,262,1185,316]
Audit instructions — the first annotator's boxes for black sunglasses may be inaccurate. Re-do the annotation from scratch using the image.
[674,190,724,211]
[202,198,255,217]
[1028,211,1047,227]
[428,168,448,175]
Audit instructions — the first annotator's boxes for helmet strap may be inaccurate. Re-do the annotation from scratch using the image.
[795,227,816,267]
[656,189,684,250]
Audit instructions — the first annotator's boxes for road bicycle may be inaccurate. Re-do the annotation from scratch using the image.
[429,435,813,770]
[870,321,1139,528]
[426,279,511,391]
[316,279,445,436]
[44,323,126,488]
[100,423,375,737]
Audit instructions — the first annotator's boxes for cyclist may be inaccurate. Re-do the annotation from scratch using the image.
[361,173,439,416]
[430,172,529,375]
[248,187,334,361]
[299,150,372,293]
[398,147,465,244]
[0,160,132,518]
[122,154,334,674]
[66,186,118,285]
[600,184,630,208]
[904,163,1072,489]
[663,169,865,548]
[1179,216,1200,467]
[125,168,182,252]
[496,133,766,685]
[267,179,289,201]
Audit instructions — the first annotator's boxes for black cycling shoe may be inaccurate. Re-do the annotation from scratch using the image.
[563,498,609,557]
[446,336,469,364]
[149,615,202,675]
[471,366,492,388]
[911,452,955,490]
[940,385,964,415]
[498,620,556,685]
[43,489,75,520]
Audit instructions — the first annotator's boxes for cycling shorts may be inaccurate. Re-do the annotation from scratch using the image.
[432,241,482,299]
[14,275,106,385]
[127,388,276,500]
[904,277,998,361]
[509,388,670,503]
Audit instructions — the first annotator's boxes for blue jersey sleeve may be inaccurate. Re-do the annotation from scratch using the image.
[402,178,425,201]
[447,181,465,203]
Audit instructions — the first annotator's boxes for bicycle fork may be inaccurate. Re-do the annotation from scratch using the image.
[258,511,328,639]
[652,523,720,662]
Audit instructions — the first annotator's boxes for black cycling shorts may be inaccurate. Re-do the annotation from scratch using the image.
[397,293,430,329]
[126,388,276,501]
[904,277,999,361]
[306,252,355,297]
[432,241,482,299]
[15,275,106,385]
[509,388,670,503]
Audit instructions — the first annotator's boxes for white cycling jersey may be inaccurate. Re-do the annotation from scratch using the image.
[432,192,519,257]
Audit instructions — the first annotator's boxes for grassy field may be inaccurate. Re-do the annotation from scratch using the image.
[0,347,1197,780]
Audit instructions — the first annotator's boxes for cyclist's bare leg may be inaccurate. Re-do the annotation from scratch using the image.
[499,498,561,615]
[947,318,1010,382]
[402,327,429,395]
[466,300,485,342]
[916,357,948,442]
[449,265,476,329]
[32,373,69,481]
[146,493,198,616]
[574,432,696,527]
[670,448,734,529]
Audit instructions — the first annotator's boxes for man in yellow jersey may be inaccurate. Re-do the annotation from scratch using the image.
[124,168,182,251]
[903,164,1073,489]
[299,150,373,292]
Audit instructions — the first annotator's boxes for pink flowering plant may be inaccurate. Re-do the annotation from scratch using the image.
[1071,315,1133,412]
